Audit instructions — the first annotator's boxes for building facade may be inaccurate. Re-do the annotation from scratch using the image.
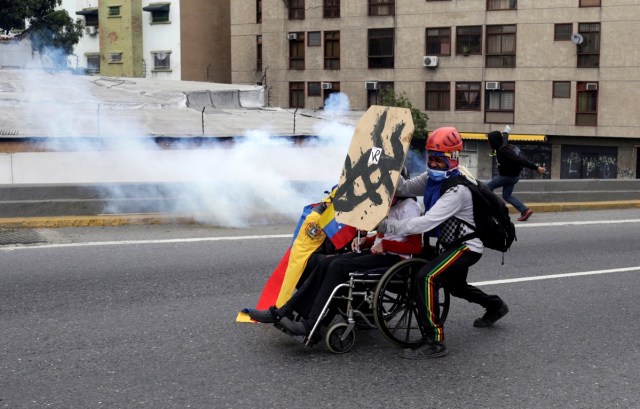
[230,0,640,180]
[65,0,231,83]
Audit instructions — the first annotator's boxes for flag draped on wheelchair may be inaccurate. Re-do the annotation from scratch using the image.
[236,191,357,323]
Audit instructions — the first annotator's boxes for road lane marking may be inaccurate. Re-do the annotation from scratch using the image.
[0,234,293,251]
[471,266,640,286]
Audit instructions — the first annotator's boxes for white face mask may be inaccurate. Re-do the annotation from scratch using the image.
[427,168,448,182]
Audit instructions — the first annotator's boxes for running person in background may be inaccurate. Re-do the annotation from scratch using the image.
[486,130,546,222]
[377,127,508,359]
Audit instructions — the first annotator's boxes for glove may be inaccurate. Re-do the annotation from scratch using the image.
[376,217,388,234]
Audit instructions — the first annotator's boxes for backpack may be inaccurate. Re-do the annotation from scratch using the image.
[500,144,526,173]
[440,175,516,260]
[507,144,524,158]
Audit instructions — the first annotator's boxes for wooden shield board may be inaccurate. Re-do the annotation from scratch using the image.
[333,105,414,231]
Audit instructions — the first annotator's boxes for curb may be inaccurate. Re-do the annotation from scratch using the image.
[0,214,197,229]
[522,200,640,214]
[1,201,639,229]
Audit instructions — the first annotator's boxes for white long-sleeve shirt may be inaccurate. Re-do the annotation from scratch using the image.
[386,173,483,254]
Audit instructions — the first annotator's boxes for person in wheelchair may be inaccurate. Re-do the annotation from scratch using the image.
[249,192,423,340]
[377,126,509,360]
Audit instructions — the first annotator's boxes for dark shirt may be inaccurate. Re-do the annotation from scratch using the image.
[496,145,539,177]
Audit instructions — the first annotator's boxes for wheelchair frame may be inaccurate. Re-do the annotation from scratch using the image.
[303,258,451,354]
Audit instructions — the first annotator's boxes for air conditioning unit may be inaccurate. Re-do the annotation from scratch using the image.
[485,81,501,90]
[286,33,298,41]
[423,56,439,68]
[365,81,379,90]
[586,82,598,91]
[85,26,97,35]
[321,82,332,90]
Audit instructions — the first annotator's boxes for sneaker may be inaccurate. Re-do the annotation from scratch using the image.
[474,303,509,328]
[518,209,533,222]
[400,340,448,360]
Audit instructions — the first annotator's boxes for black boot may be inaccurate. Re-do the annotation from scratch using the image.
[279,316,313,336]
[400,338,448,360]
[248,304,293,324]
[474,302,509,328]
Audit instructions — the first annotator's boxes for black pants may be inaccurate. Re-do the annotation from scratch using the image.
[416,245,503,342]
[287,251,403,324]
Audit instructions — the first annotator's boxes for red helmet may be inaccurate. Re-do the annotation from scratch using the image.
[426,127,463,168]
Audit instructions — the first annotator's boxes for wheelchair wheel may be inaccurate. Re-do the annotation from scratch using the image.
[325,323,355,354]
[373,258,450,348]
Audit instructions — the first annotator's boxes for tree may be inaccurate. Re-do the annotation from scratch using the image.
[0,0,82,67]
[378,88,429,141]
[378,88,430,175]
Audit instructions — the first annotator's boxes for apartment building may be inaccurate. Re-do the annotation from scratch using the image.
[230,0,640,180]
[66,0,231,83]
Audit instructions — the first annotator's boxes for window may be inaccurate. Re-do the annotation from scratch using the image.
[487,0,516,10]
[256,0,262,23]
[554,24,572,41]
[455,82,481,111]
[76,7,99,27]
[324,31,340,70]
[142,3,171,23]
[289,0,305,20]
[290,82,305,108]
[108,52,122,63]
[324,0,340,18]
[289,32,305,70]
[577,22,600,68]
[108,6,121,17]
[486,25,516,68]
[576,82,598,126]
[308,82,322,97]
[426,28,451,56]
[76,7,100,28]
[367,82,393,108]
[580,0,600,6]
[256,35,262,71]
[86,54,100,73]
[85,14,99,27]
[369,0,395,16]
[152,51,171,71]
[485,81,515,124]
[553,81,570,98]
[560,145,614,179]
[456,26,482,55]
[425,82,450,111]
[368,28,394,68]
[308,32,321,47]
[323,82,340,103]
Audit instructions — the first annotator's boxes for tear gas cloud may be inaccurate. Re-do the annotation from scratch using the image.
[20,69,354,227]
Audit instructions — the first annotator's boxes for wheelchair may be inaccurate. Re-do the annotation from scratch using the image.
[302,257,451,354]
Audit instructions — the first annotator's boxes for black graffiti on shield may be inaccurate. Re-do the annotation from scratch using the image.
[334,109,406,214]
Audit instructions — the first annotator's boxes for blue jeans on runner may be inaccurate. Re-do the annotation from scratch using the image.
[486,175,528,214]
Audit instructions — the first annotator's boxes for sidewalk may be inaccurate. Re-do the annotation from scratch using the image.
[1,200,640,229]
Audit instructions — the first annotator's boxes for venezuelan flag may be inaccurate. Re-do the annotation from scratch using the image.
[318,201,357,250]
[236,204,326,322]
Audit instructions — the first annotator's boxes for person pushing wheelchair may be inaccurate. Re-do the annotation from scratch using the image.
[377,127,509,359]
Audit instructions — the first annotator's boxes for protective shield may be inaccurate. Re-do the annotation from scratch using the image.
[333,105,414,231]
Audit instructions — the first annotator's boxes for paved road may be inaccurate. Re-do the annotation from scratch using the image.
[1,209,639,408]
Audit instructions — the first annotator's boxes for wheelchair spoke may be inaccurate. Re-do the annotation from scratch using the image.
[374,258,449,348]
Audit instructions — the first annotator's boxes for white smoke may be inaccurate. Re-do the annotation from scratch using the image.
[10,68,355,227]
